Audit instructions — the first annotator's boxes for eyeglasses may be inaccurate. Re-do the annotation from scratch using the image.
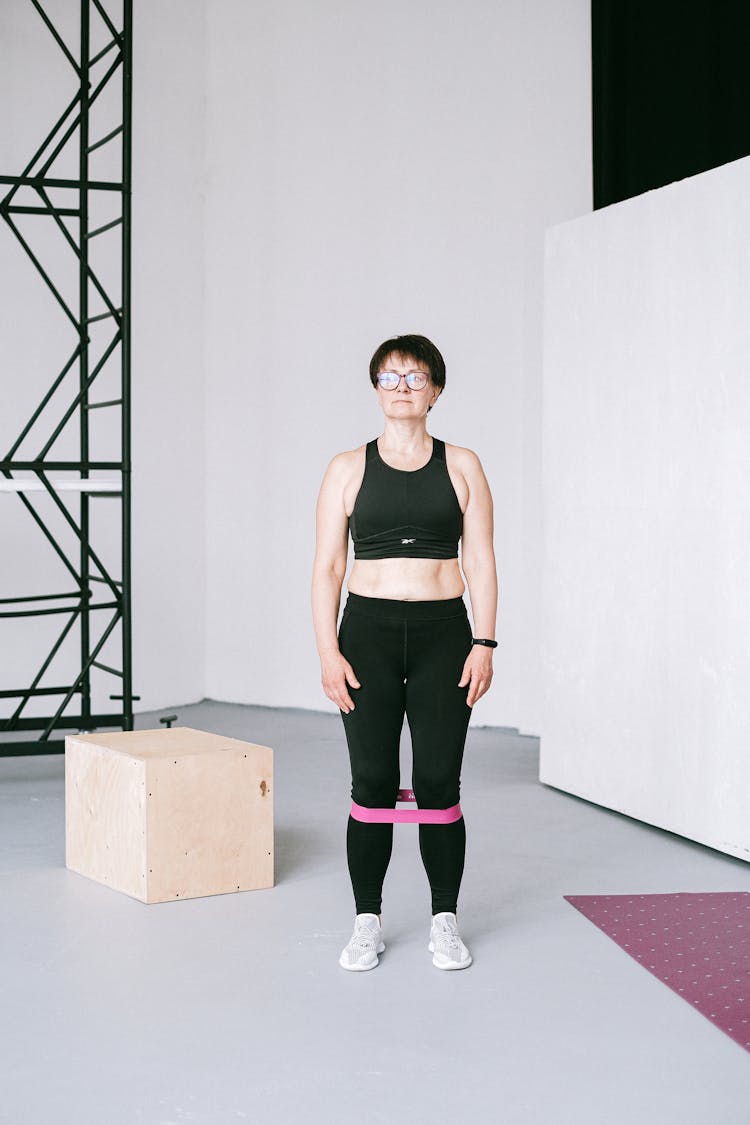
[377,370,429,391]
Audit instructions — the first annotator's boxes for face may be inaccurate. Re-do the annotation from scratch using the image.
[374,353,441,418]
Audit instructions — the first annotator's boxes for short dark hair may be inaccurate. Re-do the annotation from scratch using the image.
[369,334,446,390]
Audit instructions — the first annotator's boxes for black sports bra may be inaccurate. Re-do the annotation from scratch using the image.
[348,437,463,560]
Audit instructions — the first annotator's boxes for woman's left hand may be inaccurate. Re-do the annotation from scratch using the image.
[458,646,494,707]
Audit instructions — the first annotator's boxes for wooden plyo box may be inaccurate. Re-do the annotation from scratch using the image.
[65,726,273,903]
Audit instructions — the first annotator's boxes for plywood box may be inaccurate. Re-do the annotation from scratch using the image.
[65,727,273,903]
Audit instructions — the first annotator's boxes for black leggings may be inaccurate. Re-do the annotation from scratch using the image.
[337,592,473,916]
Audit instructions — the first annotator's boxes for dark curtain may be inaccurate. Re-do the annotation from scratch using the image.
[592,0,750,209]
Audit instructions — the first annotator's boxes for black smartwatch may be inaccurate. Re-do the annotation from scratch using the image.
[471,638,498,648]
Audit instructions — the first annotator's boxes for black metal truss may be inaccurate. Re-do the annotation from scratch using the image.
[1,1,135,755]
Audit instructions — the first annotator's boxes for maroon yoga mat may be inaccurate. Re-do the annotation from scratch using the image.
[564,892,750,1054]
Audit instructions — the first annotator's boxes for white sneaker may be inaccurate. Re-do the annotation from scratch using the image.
[429,911,472,970]
[339,913,386,971]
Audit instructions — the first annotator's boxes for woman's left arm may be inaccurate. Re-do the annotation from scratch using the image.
[457,449,498,707]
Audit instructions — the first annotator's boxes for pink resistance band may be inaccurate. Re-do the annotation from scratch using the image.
[350,789,463,825]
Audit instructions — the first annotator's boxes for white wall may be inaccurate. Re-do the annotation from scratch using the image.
[203,0,592,731]
[541,156,750,860]
[131,0,206,710]
[0,0,206,724]
[2,1,591,737]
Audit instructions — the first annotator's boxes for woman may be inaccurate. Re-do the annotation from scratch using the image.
[311,334,497,972]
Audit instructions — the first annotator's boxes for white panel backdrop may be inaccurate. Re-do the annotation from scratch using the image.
[541,156,750,859]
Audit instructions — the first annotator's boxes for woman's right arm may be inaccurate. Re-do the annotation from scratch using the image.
[311,453,361,714]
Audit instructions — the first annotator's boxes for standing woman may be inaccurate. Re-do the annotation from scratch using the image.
[311,334,497,971]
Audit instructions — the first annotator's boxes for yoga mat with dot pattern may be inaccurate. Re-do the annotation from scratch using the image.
[564,892,750,1054]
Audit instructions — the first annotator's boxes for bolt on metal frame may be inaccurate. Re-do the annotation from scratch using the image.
[0,1,135,756]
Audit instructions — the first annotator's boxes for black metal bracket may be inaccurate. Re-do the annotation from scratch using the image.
[1,2,134,756]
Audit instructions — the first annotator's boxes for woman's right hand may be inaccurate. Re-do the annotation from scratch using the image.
[320,650,361,714]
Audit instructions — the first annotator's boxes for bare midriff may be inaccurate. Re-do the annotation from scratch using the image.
[347,557,465,601]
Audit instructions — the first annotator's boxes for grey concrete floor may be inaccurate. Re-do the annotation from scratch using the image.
[2,700,749,1125]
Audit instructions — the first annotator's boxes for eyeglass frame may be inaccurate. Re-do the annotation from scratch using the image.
[376,369,431,391]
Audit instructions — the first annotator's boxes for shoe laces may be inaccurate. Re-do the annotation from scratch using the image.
[433,916,461,950]
[351,918,379,950]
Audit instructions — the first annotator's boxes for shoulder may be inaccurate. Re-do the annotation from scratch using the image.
[319,445,369,506]
[320,444,370,518]
[443,442,492,510]
[325,443,368,479]
[443,441,484,477]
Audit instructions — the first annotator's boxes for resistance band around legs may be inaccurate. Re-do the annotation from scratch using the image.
[350,788,463,825]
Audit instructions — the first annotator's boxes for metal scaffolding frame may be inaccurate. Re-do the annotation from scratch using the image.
[0,0,135,756]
